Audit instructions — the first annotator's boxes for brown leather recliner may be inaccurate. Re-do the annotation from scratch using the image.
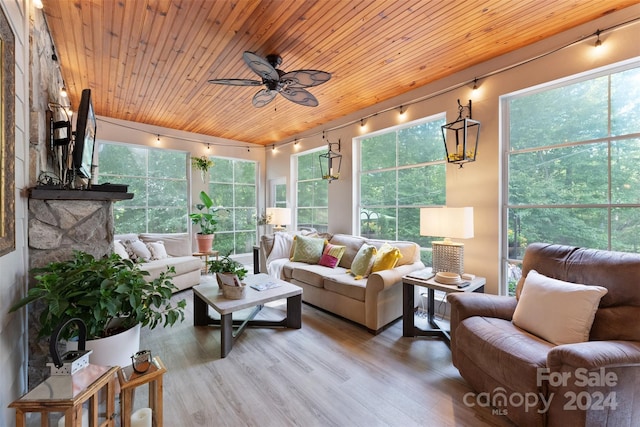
[448,243,640,427]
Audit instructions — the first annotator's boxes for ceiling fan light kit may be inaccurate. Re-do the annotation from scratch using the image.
[208,51,331,108]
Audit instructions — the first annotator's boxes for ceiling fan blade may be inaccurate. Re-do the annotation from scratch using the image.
[281,70,331,88]
[280,87,319,107]
[207,78,262,86]
[243,51,279,81]
[252,89,277,108]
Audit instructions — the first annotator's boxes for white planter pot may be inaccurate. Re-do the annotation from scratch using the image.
[67,323,141,368]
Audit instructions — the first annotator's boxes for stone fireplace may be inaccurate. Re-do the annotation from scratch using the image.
[26,188,131,387]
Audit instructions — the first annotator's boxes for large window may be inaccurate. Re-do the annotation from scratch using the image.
[209,157,257,255]
[97,143,188,234]
[503,61,640,294]
[295,149,328,232]
[357,115,446,265]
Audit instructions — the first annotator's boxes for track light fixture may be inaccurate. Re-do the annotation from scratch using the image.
[60,86,68,98]
[399,105,406,115]
[594,29,602,48]
[472,78,479,91]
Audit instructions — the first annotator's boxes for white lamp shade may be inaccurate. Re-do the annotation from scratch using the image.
[420,207,474,239]
[266,207,291,227]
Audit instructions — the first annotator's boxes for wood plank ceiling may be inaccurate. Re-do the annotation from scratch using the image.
[42,0,637,146]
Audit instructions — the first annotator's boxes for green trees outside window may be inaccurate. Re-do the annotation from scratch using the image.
[208,157,257,255]
[296,150,328,232]
[98,143,188,233]
[358,116,446,266]
[504,63,640,294]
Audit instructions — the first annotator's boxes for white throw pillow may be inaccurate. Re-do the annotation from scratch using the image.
[113,240,129,259]
[125,239,152,262]
[147,241,169,260]
[512,270,608,345]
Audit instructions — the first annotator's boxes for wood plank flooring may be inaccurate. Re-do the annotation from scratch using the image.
[139,277,515,427]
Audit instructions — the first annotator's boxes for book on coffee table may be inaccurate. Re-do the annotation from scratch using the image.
[250,281,282,291]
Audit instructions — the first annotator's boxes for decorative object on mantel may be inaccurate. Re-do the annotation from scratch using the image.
[441,99,480,167]
[420,207,474,277]
[319,132,342,182]
[191,155,214,182]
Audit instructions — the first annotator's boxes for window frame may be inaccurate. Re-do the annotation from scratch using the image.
[500,58,640,295]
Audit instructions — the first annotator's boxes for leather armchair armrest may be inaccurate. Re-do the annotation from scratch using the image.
[547,340,640,370]
[448,293,517,344]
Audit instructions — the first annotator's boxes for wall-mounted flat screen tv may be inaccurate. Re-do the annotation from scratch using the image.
[73,89,97,179]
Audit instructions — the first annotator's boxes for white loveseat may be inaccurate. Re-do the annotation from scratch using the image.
[259,232,425,333]
[114,233,201,292]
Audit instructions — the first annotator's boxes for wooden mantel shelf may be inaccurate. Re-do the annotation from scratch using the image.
[29,188,134,201]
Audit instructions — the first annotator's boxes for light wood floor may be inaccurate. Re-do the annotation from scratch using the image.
[138,277,516,427]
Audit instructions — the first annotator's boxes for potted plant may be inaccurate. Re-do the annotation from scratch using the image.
[9,251,186,367]
[208,251,249,299]
[189,190,222,252]
[191,155,214,182]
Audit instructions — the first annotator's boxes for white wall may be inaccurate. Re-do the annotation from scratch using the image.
[264,5,640,294]
[1,0,30,424]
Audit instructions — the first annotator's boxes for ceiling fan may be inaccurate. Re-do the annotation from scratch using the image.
[208,51,331,108]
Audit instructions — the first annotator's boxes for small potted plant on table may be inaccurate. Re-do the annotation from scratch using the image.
[207,252,248,299]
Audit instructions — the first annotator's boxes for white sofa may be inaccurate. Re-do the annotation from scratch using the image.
[259,232,425,333]
[114,233,201,292]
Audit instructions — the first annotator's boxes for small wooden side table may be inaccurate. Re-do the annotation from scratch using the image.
[193,250,219,273]
[402,269,486,344]
[10,364,118,427]
[117,356,167,427]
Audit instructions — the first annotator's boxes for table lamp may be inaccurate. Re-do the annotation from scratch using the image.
[266,207,291,231]
[420,207,474,277]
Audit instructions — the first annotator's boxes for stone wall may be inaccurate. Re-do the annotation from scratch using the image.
[27,197,115,387]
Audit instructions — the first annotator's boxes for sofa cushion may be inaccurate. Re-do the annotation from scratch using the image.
[348,244,377,279]
[513,270,608,345]
[323,274,367,301]
[371,243,402,272]
[318,243,346,268]
[292,264,347,288]
[142,256,202,279]
[329,234,366,268]
[456,316,552,392]
[290,234,326,264]
[139,233,191,257]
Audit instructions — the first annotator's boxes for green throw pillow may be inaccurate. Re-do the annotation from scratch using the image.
[290,234,326,264]
[348,244,377,279]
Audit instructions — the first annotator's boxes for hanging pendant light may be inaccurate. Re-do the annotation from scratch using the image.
[319,133,342,183]
[441,99,480,167]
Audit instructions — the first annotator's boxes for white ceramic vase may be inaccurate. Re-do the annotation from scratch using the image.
[67,323,141,368]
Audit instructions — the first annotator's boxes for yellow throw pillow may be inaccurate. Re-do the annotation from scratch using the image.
[371,242,402,272]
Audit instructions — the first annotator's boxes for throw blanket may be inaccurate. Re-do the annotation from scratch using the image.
[267,257,288,280]
[266,232,293,279]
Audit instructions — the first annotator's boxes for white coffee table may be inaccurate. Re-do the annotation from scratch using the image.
[193,273,302,358]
